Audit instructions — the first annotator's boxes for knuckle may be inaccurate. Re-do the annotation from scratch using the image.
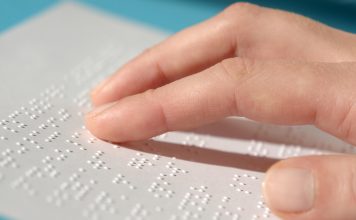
[139,47,169,83]
[217,58,255,115]
[223,2,312,33]
[220,2,260,25]
[218,3,262,41]
[334,103,356,143]
[221,2,261,22]
[143,89,170,131]
[223,2,258,15]
[219,57,254,83]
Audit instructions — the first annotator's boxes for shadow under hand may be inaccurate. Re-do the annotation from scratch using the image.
[117,118,353,173]
[122,140,279,172]
[191,117,354,154]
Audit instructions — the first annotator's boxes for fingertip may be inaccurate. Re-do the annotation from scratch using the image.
[85,102,117,142]
[90,91,104,107]
[85,92,169,143]
[90,76,115,107]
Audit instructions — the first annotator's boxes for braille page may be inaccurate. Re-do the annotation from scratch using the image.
[0,2,355,220]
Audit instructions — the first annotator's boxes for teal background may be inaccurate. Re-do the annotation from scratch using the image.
[0,0,355,33]
[0,215,10,220]
[0,0,354,219]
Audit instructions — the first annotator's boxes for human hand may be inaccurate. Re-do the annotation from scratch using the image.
[86,3,356,220]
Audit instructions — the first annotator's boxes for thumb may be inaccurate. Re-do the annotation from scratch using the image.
[263,155,356,220]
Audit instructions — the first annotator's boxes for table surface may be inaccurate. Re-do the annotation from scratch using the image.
[0,0,355,34]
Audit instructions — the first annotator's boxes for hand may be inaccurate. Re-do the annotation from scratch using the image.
[85,3,356,220]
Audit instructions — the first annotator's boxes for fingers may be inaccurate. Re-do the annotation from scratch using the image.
[86,57,356,143]
[85,58,243,142]
[86,58,356,142]
[263,155,356,220]
[90,3,261,106]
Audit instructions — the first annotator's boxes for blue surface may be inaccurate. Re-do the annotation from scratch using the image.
[0,0,355,33]
[0,215,10,220]
[0,0,58,32]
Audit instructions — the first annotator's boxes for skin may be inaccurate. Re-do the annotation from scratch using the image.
[85,3,356,220]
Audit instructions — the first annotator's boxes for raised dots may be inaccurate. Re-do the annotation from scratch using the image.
[0,36,305,220]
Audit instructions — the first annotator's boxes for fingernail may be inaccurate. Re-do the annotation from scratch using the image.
[86,102,116,118]
[91,77,111,96]
[263,167,315,213]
